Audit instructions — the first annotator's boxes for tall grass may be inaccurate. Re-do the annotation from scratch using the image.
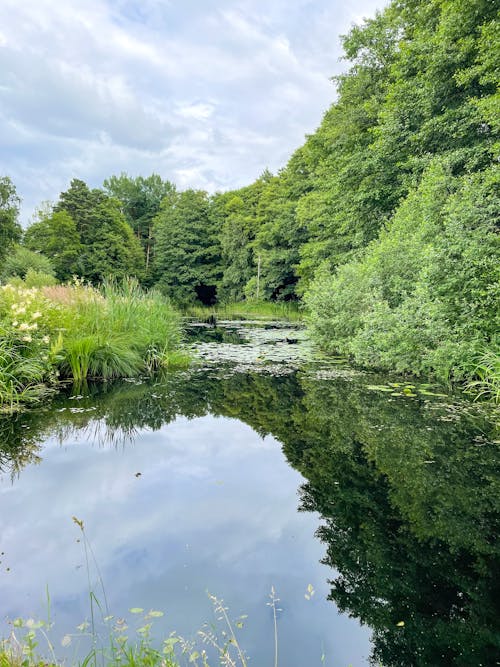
[465,348,500,403]
[0,278,187,411]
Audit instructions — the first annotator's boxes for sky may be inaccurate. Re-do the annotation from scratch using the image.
[0,0,384,224]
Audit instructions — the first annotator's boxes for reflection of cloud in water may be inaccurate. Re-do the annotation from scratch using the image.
[0,414,371,666]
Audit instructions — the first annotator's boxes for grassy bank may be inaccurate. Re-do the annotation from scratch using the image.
[183,300,303,322]
[0,599,250,667]
[0,278,188,412]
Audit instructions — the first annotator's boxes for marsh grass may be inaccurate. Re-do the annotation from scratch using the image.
[465,348,500,403]
[0,278,187,410]
[0,340,55,411]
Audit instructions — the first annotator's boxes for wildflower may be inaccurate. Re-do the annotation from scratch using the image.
[22,335,32,342]
[28,323,38,330]
[42,335,50,344]
[31,312,42,319]
[12,321,18,327]
[19,322,30,331]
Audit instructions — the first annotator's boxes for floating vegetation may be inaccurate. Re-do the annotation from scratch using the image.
[313,368,364,381]
[188,320,316,369]
[366,381,449,400]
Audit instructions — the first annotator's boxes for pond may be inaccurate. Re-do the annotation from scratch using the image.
[0,321,498,666]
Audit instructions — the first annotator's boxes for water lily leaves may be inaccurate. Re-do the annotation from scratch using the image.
[366,385,394,392]
[366,382,448,400]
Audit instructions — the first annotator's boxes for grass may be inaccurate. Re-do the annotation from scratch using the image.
[0,278,188,412]
[465,348,500,403]
[0,518,255,667]
[183,300,304,322]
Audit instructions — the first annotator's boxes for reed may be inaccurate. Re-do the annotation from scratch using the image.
[465,348,500,403]
[0,278,187,411]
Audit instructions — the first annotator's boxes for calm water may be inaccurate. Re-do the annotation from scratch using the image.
[0,322,498,666]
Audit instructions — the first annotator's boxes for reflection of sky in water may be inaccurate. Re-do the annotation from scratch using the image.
[0,415,371,666]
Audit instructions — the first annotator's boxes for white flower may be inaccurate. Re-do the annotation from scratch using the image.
[42,335,50,344]
[12,321,18,327]
[19,322,30,331]
[32,312,42,319]
[22,335,32,342]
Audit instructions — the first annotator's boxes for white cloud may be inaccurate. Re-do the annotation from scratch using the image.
[0,0,386,223]
[175,102,216,121]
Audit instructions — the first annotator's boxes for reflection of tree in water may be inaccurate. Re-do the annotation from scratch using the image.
[1,368,498,665]
[289,378,499,667]
[0,415,44,479]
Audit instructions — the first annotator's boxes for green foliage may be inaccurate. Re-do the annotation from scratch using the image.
[57,279,184,380]
[183,300,302,322]
[22,269,58,288]
[153,189,221,304]
[103,173,176,282]
[218,195,255,301]
[2,245,56,281]
[0,176,22,263]
[306,163,500,381]
[303,0,499,384]
[465,348,500,403]
[24,209,84,281]
[0,279,185,410]
[250,151,312,301]
[0,340,54,411]
[54,179,145,283]
[7,0,499,389]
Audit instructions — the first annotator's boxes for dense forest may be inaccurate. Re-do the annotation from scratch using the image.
[1,0,498,384]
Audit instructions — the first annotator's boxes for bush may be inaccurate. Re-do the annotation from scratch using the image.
[1,245,55,281]
[305,162,500,384]
[0,278,186,410]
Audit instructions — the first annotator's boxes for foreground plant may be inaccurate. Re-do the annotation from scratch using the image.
[465,348,500,403]
[0,278,188,412]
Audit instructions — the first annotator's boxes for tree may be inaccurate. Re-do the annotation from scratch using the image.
[217,196,254,301]
[24,209,83,282]
[211,170,274,302]
[0,176,22,263]
[303,0,500,381]
[153,189,221,304]
[54,179,144,283]
[2,244,55,280]
[103,173,176,281]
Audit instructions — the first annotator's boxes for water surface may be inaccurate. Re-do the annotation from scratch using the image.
[0,322,498,666]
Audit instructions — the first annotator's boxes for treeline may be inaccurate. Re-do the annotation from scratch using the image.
[0,0,498,382]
